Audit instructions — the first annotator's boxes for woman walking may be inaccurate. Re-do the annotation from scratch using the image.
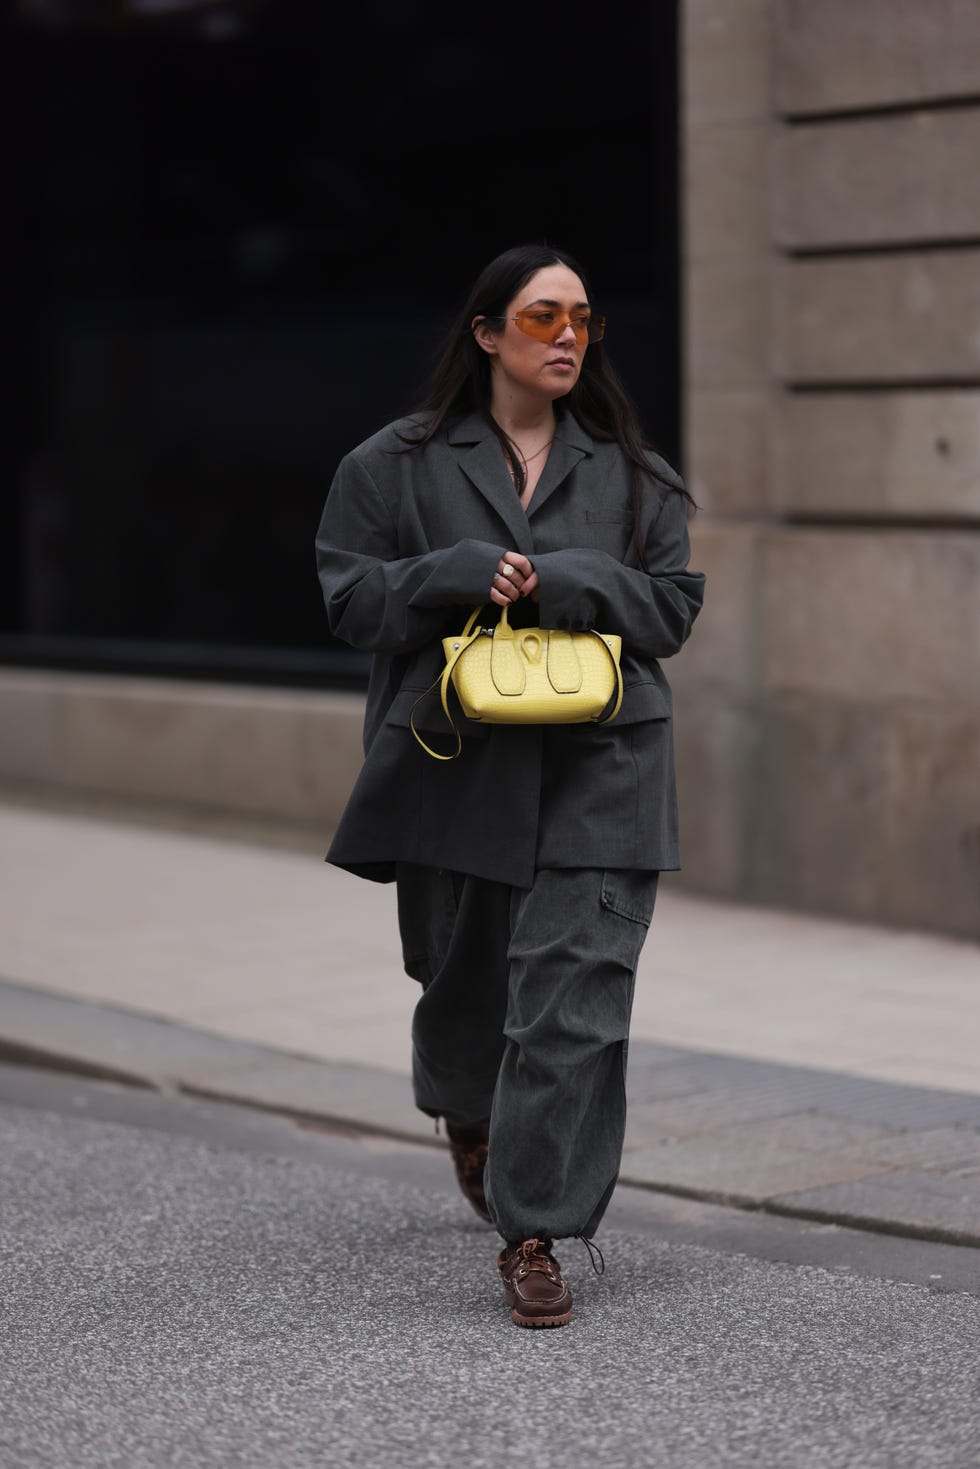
[314,243,704,1327]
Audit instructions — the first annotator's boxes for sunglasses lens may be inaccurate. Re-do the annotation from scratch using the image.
[515,311,561,342]
[514,310,604,344]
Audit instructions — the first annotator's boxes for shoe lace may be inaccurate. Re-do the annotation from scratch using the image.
[509,1237,560,1283]
[508,1235,605,1284]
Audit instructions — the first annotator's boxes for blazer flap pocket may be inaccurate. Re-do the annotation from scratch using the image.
[615,681,672,725]
[386,686,489,739]
[585,510,632,524]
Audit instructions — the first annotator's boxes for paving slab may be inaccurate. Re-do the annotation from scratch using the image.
[621,1139,896,1206]
[707,1113,898,1153]
[771,1171,980,1246]
[840,1127,980,1173]
[623,1091,806,1143]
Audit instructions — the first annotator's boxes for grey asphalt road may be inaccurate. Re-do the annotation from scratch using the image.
[1,1064,978,1469]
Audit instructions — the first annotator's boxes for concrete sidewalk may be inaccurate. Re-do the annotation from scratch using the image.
[1,794,978,1248]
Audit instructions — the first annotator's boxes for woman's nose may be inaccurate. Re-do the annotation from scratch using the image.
[554,318,577,344]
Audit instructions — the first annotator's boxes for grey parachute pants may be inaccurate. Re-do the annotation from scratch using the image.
[395,863,659,1243]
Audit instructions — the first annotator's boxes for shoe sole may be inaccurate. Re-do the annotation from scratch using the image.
[502,1283,573,1328]
[511,1307,572,1328]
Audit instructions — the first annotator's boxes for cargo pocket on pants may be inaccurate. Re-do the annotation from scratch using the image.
[599,870,659,1083]
[600,870,659,928]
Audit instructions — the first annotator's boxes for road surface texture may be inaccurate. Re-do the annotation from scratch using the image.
[1,1065,977,1469]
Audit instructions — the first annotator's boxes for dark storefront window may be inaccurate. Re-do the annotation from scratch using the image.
[3,0,679,688]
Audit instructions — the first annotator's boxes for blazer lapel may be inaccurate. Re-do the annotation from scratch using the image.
[525,413,594,519]
[448,409,595,542]
[449,414,535,554]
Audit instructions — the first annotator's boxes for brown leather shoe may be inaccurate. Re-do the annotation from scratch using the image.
[445,1121,492,1223]
[497,1237,573,1328]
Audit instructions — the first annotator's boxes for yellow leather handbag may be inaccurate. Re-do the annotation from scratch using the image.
[410,603,623,761]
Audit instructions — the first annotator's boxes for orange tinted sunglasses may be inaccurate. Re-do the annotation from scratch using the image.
[508,307,606,346]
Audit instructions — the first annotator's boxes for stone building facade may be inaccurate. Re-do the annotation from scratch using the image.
[674,0,980,939]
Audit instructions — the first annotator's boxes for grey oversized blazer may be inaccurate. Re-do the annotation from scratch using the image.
[314,409,705,887]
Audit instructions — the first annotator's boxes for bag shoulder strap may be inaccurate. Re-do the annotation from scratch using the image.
[409,612,486,760]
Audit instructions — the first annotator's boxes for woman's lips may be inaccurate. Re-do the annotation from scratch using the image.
[548,358,576,369]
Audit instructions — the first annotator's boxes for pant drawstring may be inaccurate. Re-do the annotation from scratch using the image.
[575,1234,605,1276]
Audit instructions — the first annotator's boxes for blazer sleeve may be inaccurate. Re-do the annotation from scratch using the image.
[315,450,505,654]
[532,483,705,659]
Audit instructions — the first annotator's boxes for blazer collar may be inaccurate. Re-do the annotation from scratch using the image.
[446,408,593,452]
[448,409,594,538]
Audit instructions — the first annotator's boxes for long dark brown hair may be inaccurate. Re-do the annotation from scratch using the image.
[393,243,695,567]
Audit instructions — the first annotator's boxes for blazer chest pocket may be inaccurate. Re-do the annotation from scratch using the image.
[583,509,634,556]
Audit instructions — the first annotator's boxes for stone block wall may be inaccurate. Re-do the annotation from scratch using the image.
[0,670,366,833]
[675,0,980,939]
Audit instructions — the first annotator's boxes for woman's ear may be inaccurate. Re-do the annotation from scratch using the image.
[471,316,499,357]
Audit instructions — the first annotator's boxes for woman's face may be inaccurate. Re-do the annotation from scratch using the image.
[474,263,593,405]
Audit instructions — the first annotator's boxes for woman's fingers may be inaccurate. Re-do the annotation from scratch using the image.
[492,552,532,604]
[490,552,540,604]
[490,569,520,604]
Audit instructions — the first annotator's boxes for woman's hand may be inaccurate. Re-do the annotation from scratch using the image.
[490,552,540,607]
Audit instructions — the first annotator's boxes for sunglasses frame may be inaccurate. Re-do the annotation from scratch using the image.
[489,308,606,346]
[511,308,605,345]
